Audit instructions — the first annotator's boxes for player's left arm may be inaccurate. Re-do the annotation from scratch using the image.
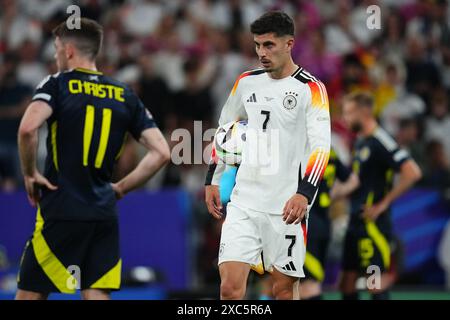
[111,127,170,199]
[363,146,422,221]
[284,81,331,224]
[18,101,57,207]
[111,93,170,199]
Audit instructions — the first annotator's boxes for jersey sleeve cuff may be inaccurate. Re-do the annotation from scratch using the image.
[32,93,56,109]
[205,163,218,185]
[296,180,317,204]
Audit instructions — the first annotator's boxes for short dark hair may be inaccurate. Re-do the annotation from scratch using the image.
[53,18,103,60]
[343,92,374,109]
[250,11,294,37]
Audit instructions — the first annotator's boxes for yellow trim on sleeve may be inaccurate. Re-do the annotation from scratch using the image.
[51,121,59,171]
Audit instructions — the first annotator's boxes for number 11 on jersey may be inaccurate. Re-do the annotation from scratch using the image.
[83,105,112,168]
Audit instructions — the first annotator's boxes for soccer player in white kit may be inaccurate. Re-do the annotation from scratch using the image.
[205,11,331,300]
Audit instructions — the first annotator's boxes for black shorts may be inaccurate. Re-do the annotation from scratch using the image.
[342,213,392,274]
[303,212,330,282]
[17,207,121,294]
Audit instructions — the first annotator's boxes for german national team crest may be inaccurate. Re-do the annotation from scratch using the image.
[283,91,298,110]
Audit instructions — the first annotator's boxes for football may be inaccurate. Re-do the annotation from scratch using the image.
[214,119,248,166]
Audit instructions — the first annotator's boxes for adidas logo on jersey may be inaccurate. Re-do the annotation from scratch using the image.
[246,93,257,103]
[281,261,297,272]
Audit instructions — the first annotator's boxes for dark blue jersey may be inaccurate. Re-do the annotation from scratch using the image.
[32,68,156,220]
[350,126,410,216]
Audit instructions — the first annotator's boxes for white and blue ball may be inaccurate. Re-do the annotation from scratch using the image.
[214,120,248,166]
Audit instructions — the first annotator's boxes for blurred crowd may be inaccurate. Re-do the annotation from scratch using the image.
[1,0,450,287]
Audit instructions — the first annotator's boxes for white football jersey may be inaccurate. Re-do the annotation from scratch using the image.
[206,67,331,214]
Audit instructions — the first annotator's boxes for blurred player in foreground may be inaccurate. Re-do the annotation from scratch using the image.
[339,92,422,300]
[300,149,359,300]
[205,11,331,300]
[16,18,170,300]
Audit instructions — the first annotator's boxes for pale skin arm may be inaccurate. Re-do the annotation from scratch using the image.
[362,159,422,221]
[330,172,360,201]
[111,127,170,198]
[18,101,57,207]
[205,184,223,219]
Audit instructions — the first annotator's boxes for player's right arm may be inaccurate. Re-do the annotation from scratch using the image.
[204,72,247,219]
[18,75,60,207]
[284,79,331,224]
[111,93,170,198]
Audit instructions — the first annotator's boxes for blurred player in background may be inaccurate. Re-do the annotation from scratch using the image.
[205,11,331,300]
[16,18,170,300]
[300,148,359,300]
[339,92,422,300]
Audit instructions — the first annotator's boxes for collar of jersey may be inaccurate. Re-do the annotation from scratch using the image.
[74,67,103,75]
[291,66,303,77]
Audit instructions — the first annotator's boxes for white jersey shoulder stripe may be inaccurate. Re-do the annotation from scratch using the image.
[374,127,398,152]
[394,149,409,162]
[36,73,60,90]
[33,93,52,101]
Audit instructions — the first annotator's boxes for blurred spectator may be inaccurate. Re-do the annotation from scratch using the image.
[396,118,426,170]
[174,57,214,123]
[121,0,164,37]
[406,0,449,62]
[324,6,356,56]
[425,88,450,158]
[349,0,382,47]
[327,53,372,101]
[137,55,173,132]
[0,53,32,191]
[379,7,407,62]
[153,31,186,92]
[293,28,341,84]
[405,36,441,105]
[379,61,425,135]
[209,29,247,120]
[15,40,47,88]
[0,0,43,50]
[422,140,450,190]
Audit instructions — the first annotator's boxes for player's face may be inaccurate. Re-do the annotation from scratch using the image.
[254,33,293,72]
[342,101,363,133]
[54,37,69,71]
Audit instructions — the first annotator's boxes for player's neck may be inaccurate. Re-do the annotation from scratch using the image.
[267,59,298,80]
[361,119,378,137]
[68,58,98,73]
